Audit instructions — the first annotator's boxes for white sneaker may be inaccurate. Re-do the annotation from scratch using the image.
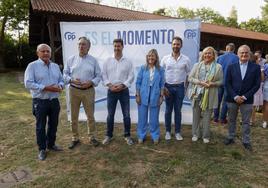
[263,121,267,129]
[203,138,210,144]
[192,135,198,142]
[175,133,183,141]
[165,132,171,140]
[102,136,112,145]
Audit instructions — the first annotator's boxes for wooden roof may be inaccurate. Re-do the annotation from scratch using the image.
[31,0,268,42]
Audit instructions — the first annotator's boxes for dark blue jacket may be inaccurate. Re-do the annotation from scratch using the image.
[225,61,261,104]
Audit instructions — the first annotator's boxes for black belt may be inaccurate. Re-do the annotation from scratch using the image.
[165,83,184,87]
[33,98,58,101]
[70,84,92,90]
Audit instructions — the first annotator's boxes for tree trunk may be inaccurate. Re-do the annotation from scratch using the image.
[0,16,7,70]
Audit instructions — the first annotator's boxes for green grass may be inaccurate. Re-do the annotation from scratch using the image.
[0,72,268,188]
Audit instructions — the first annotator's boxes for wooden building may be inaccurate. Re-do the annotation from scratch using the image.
[29,0,268,64]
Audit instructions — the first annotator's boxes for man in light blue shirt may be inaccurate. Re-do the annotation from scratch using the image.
[24,44,64,160]
[63,37,101,149]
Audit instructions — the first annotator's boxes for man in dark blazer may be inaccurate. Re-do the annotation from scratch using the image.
[224,45,261,151]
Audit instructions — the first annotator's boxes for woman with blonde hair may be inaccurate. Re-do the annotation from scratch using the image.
[136,49,165,144]
[188,46,223,143]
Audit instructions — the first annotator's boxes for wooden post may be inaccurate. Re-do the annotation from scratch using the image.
[47,15,55,61]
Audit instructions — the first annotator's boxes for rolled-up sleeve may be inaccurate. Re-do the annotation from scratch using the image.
[123,61,134,88]
[102,60,110,86]
[24,63,45,92]
[92,60,101,86]
[63,58,72,84]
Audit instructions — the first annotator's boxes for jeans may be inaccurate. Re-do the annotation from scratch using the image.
[32,98,60,151]
[106,88,131,138]
[213,86,228,121]
[164,83,184,133]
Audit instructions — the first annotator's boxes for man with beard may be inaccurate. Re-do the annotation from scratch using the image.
[161,36,191,141]
[102,38,135,145]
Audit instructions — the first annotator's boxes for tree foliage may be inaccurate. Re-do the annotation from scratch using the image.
[0,0,28,69]
[154,5,268,34]
[112,0,145,11]
[262,0,268,20]
[89,0,101,4]
[177,7,195,19]
[240,18,268,33]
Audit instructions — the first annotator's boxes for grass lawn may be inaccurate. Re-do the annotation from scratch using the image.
[0,72,268,188]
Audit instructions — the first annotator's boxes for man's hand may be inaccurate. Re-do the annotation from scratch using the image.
[109,84,125,92]
[71,78,81,85]
[44,85,62,92]
[80,80,93,89]
[235,96,245,104]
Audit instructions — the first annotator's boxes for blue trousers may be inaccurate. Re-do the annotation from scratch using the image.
[165,83,184,133]
[32,98,60,151]
[213,86,228,121]
[106,88,131,138]
[137,104,160,141]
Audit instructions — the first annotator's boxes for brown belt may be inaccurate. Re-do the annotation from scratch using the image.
[70,84,92,90]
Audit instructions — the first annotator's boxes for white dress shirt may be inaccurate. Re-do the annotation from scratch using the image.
[102,56,134,88]
[239,61,248,80]
[149,66,155,86]
[161,53,191,84]
[63,54,101,87]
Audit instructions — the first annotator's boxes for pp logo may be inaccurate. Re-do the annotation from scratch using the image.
[64,32,76,40]
[184,29,197,39]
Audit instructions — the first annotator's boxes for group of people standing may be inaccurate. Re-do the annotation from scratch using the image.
[24,36,266,161]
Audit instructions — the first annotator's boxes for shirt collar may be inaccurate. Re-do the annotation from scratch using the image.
[79,54,89,59]
[38,58,50,66]
[113,54,125,62]
[239,61,248,65]
[171,53,182,61]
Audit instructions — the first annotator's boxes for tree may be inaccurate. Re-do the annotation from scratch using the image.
[240,18,268,33]
[0,0,28,69]
[195,7,226,25]
[112,0,145,11]
[226,6,238,28]
[153,8,168,16]
[261,0,268,20]
[176,7,195,19]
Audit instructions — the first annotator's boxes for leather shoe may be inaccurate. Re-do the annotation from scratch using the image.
[38,150,46,161]
[220,119,228,124]
[89,138,100,147]
[48,145,63,151]
[224,138,235,145]
[68,140,80,149]
[243,143,252,151]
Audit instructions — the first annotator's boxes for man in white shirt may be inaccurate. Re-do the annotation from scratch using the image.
[161,36,191,141]
[63,37,101,149]
[102,38,135,145]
